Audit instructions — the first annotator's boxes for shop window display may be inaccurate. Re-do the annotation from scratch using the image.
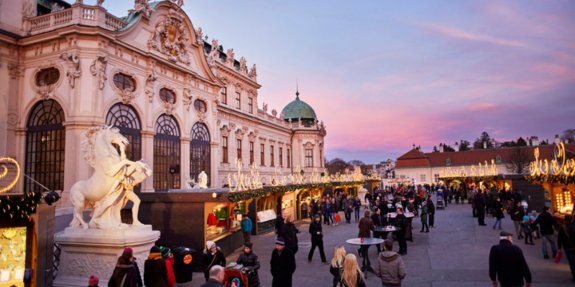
[206,202,243,240]
[0,227,26,287]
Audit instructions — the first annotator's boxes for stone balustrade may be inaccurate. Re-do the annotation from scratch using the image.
[27,3,127,35]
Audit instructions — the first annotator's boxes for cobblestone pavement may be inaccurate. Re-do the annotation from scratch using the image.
[191,199,574,286]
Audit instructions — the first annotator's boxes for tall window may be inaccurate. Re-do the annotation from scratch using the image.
[305,149,313,167]
[279,147,283,167]
[25,100,65,194]
[106,103,141,161]
[319,148,323,168]
[248,97,253,114]
[236,139,242,162]
[190,123,211,186]
[249,141,254,165]
[235,92,241,109]
[287,148,291,168]
[222,136,229,163]
[260,143,265,166]
[106,103,142,191]
[270,145,275,167]
[221,87,227,104]
[154,114,181,191]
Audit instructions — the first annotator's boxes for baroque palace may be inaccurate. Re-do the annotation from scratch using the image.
[0,0,326,203]
[0,2,331,278]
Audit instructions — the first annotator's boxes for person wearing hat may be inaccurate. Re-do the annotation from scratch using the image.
[159,246,175,287]
[236,242,260,287]
[108,247,143,287]
[489,231,532,287]
[87,275,99,287]
[144,245,169,287]
[270,236,296,287]
[202,241,226,282]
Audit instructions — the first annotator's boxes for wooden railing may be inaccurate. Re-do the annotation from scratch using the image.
[27,3,127,35]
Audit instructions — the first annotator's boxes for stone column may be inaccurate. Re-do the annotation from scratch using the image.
[141,131,154,192]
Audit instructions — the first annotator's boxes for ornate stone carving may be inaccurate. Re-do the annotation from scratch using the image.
[7,113,18,127]
[220,125,230,137]
[22,0,35,19]
[62,255,115,280]
[37,83,55,100]
[235,128,245,140]
[226,48,234,65]
[149,11,191,64]
[163,100,175,115]
[183,87,193,111]
[271,109,277,117]
[248,64,257,80]
[96,0,104,6]
[90,56,107,90]
[7,64,21,79]
[60,52,81,88]
[133,0,153,17]
[145,69,158,103]
[262,102,268,113]
[239,57,247,74]
[196,27,203,46]
[118,89,136,105]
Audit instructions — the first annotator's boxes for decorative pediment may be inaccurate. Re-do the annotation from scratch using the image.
[303,142,315,149]
[220,124,231,137]
[148,9,192,65]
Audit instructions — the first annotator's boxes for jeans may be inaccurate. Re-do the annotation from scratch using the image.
[354,209,360,222]
[513,220,522,238]
[541,234,557,257]
[493,218,502,229]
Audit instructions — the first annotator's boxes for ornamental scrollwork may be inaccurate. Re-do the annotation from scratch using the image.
[148,11,191,65]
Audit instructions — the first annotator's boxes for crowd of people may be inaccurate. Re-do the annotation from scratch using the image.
[86,183,575,287]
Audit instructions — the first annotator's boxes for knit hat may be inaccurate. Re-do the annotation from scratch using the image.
[150,245,161,253]
[206,241,216,250]
[244,242,253,249]
[159,246,171,259]
[275,236,285,245]
[500,231,513,237]
[88,275,99,286]
[123,247,133,254]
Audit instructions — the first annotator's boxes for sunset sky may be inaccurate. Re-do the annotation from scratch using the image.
[102,1,575,163]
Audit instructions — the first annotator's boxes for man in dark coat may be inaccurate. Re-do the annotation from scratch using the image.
[270,237,296,287]
[475,191,487,226]
[532,206,557,259]
[489,231,532,287]
[427,197,436,227]
[281,217,300,254]
[144,246,168,287]
[308,214,327,262]
[371,208,384,253]
[395,207,408,255]
[199,265,225,287]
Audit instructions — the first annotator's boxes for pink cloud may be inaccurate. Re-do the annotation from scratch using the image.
[466,103,498,112]
[421,22,526,48]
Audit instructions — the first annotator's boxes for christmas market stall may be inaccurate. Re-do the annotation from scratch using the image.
[527,142,575,222]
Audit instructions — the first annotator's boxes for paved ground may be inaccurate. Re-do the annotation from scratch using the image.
[191,198,574,286]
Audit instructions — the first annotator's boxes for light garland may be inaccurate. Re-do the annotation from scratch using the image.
[528,142,575,184]
[0,157,21,194]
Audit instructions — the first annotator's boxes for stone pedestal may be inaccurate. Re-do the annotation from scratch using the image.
[53,225,160,287]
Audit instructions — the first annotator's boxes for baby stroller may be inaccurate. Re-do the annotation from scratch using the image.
[224,264,249,287]
[436,195,445,209]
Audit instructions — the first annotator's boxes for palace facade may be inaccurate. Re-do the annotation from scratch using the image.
[0,0,326,211]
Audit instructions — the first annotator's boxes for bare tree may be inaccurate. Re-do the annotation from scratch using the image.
[506,147,530,174]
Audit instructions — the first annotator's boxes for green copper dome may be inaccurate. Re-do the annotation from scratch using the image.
[282,91,317,121]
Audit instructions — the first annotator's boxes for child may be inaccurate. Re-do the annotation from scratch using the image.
[522,214,534,245]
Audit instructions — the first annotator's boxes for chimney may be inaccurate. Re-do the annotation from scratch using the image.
[555,134,560,144]
[530,136,539,146]
[439,143,444,153]
[483,141,487,149]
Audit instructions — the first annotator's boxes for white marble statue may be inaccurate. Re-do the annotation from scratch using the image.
[69,126,152,229]
[197,171,208,189]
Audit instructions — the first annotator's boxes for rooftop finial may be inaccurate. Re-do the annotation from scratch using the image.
[296,80,300,99]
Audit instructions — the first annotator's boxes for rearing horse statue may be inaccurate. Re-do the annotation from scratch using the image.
[69,126,151,229]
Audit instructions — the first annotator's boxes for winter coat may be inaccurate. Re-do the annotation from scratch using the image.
[202,249,226,280]
[329,261,344,287]
[144,253,168,287]
[270,248,296,287]
[493,201,505,219]
[275,216,285,236]
[375,251,406,286]
[558,222,575,250]
[309,221,323,243]
[340,271,366,287]
[165,257,175,287]
[420,205,428,223]
[108,257,141,287]
[358,216,374,238]
[241,217,253,233]
[532,211,556,235]
[281,222,299,251]
[510,205,524,221]
[489,239,531,286]
[236,251,260,287]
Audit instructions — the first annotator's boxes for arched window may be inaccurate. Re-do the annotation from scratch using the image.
[25,100,65,193]
[105,103,141,161]
[190,123,211,186]
[154,114,180,191]
[35,67,60,86]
